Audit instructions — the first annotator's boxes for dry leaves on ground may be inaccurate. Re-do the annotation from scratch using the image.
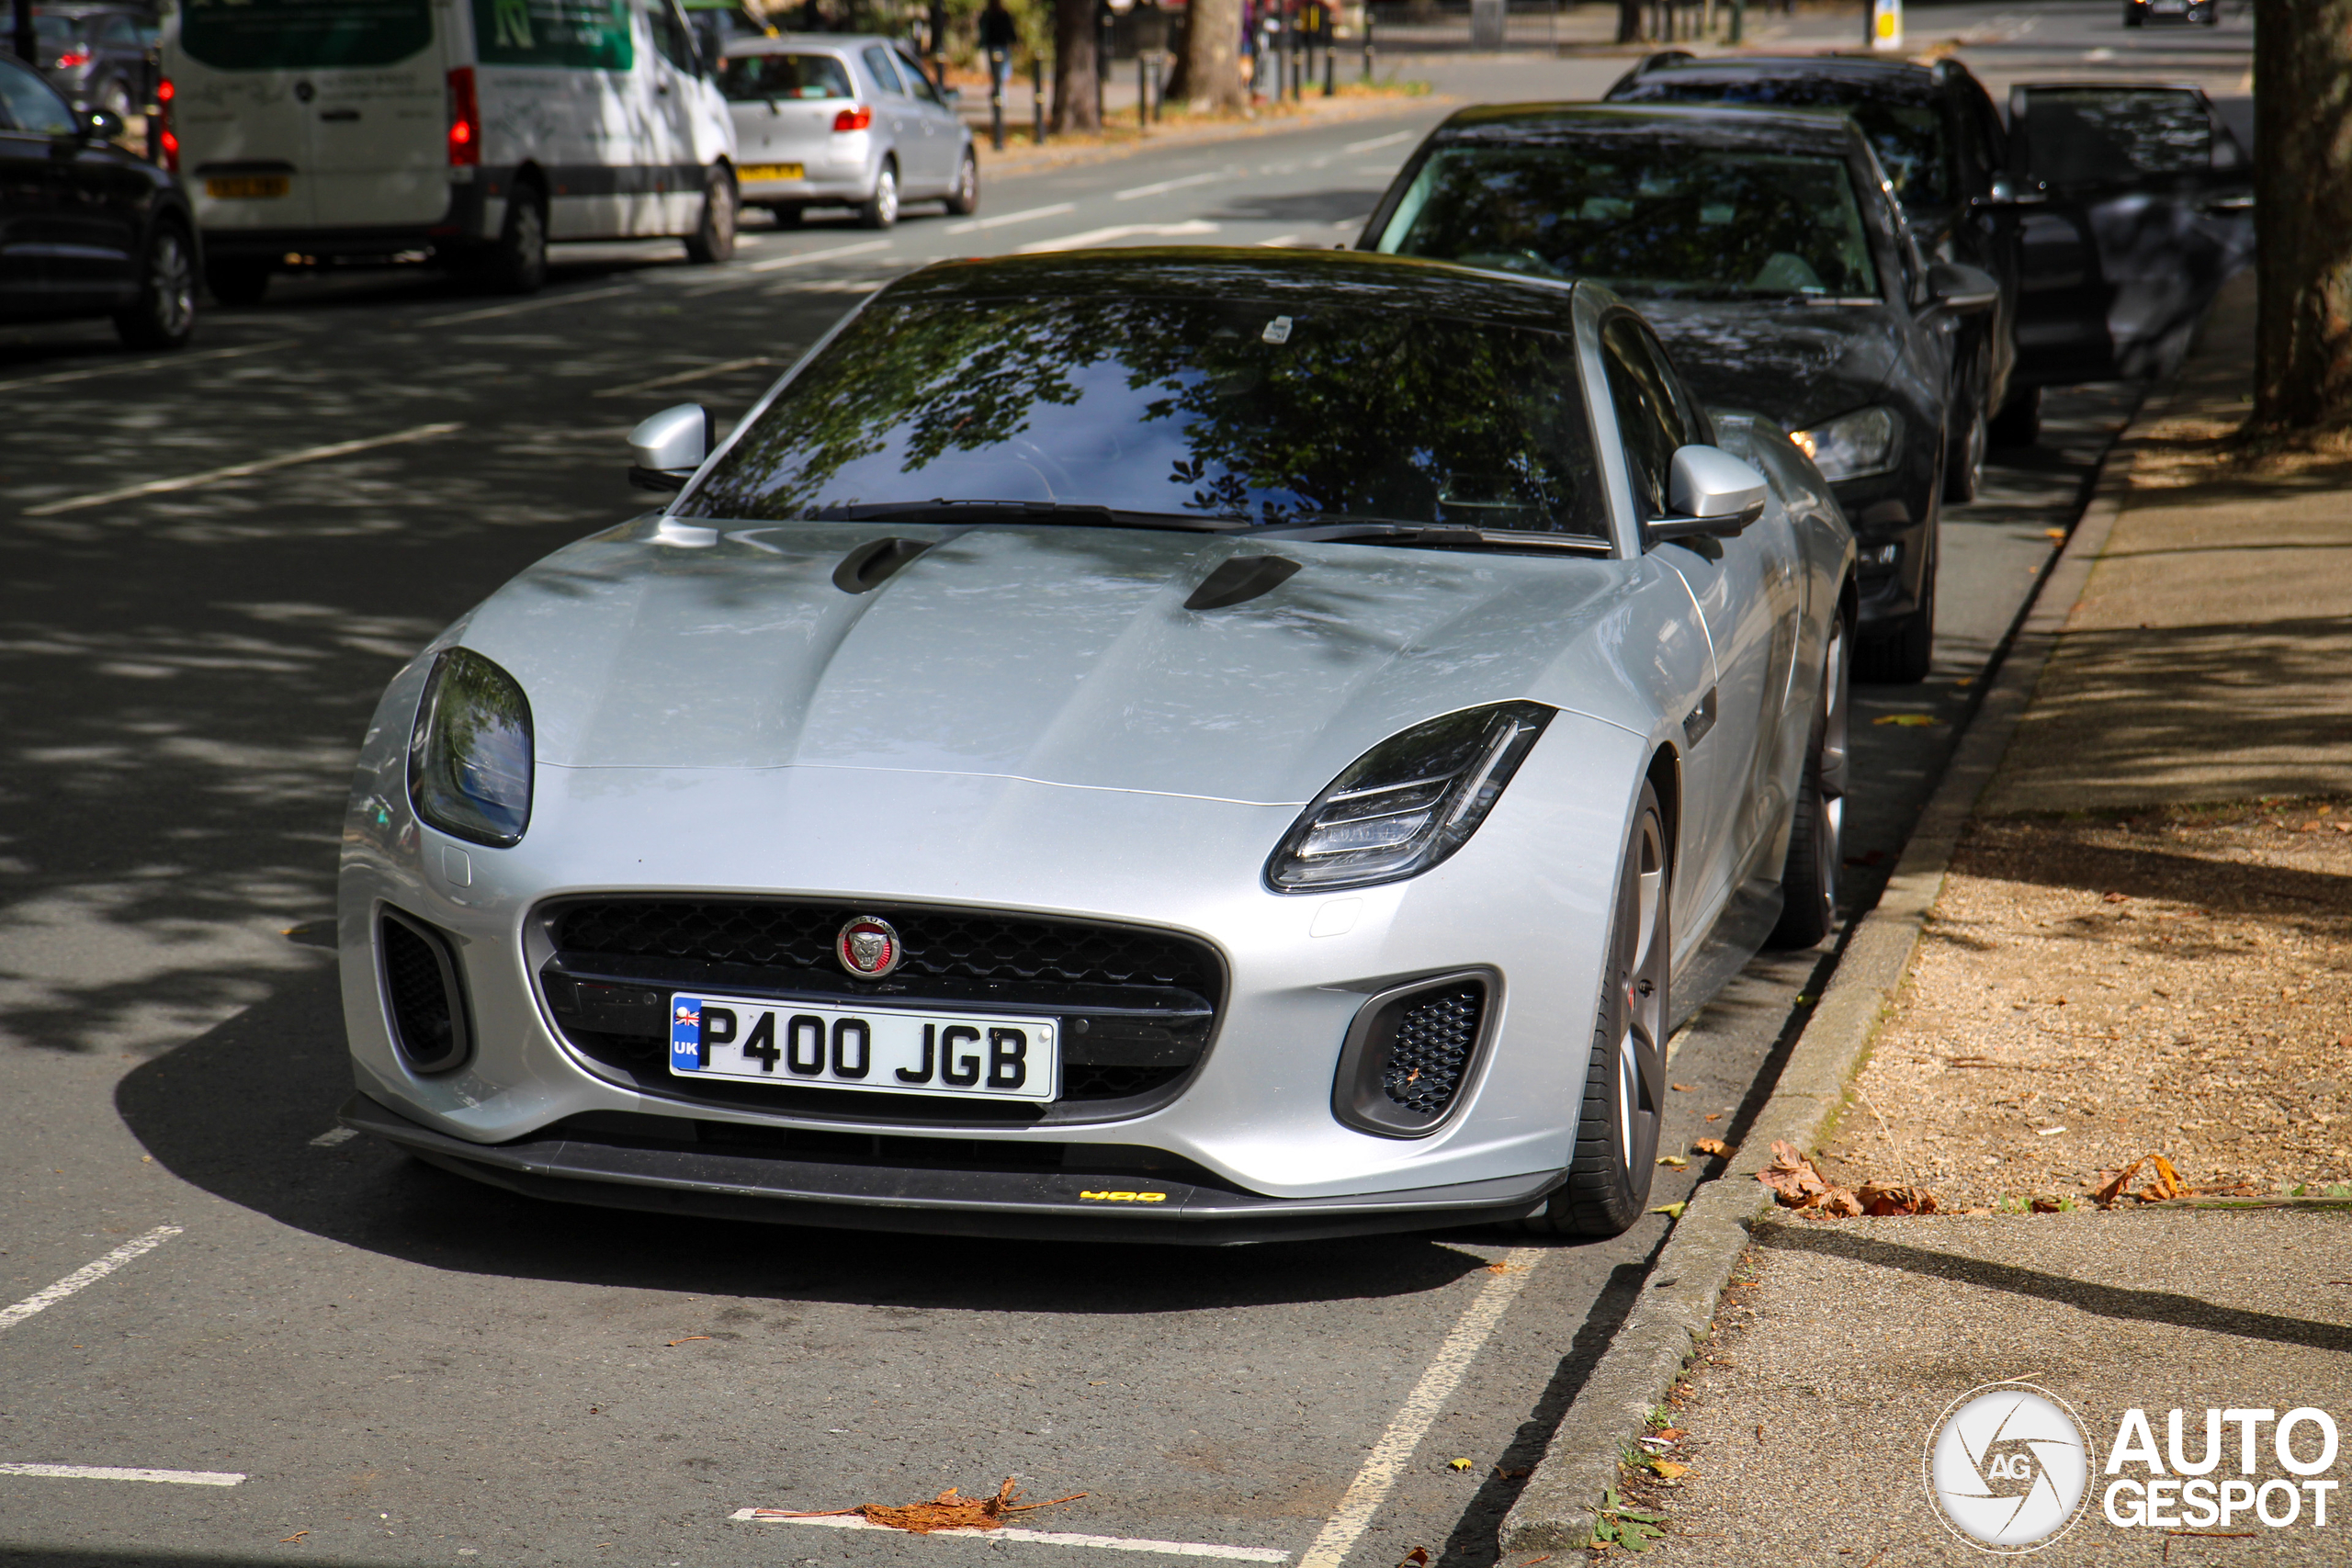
[1692,1138,1736,1158]
[1758,1140,1861,1215]
[758,1479,1084,1534]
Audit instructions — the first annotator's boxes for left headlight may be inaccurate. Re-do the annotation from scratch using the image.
[1267,703,1553,893]
[1787,405,1902,482]
[408,647,534,848]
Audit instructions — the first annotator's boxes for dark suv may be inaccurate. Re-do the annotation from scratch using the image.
[30,4,155,118]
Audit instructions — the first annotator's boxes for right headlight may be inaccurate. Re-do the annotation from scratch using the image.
[1787,405,1902,482]
[407,647,534,848]
[1267,703,1554,893]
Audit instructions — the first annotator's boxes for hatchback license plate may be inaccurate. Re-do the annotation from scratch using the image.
[670,992,1057,1101]
[739,163,806,182]
[206,175,289,199]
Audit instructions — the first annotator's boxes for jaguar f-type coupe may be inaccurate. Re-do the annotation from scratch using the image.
[336,248,1855,1243]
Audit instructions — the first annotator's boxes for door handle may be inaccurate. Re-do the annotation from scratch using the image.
[320,107,360,120]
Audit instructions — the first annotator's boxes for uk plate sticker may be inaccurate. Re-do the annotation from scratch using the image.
[671,997,705,1071]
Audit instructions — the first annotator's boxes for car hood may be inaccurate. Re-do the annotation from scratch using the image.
[455,518,1645,807]
[1637,298,1899,432]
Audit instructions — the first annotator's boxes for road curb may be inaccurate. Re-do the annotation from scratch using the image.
[1497,380,2184,1551]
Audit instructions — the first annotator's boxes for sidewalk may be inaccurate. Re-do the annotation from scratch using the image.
[1618,273,2352,1562]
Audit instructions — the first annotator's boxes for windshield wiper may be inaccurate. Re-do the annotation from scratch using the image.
[802,500,1247,533]
[1254,519,1615,554]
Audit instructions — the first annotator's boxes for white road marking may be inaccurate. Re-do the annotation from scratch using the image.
[746,239,894,272]
[1295,1247,1546,1568]
[1256,234,1304,248]
[0,1226,183,1335]
[1016,220,1219,254]
[944,201,1076,232]
[418,283,638,326]
[0,338,300,391]
[0,1464,243,1487]
[1341,130,1413,154]
[24,423,463,516]
[732,1513,1287,1561]
[594,356,785,398]
[309,1127,357,1148]
[1113,171,1222,201]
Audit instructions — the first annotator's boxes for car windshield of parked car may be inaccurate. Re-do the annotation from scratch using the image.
[1374,145,1881,302]
[1611,77,1951,207]
[719,51,854,100]
[684,295,1611,536]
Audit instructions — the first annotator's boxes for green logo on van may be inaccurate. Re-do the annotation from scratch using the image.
[473,0,634,70]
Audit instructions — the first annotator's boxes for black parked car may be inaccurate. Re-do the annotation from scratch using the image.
[0,52,198,349]
[31,3,155,118]
[2125,0,2220,27]
[1603,54,2254,454]
[1357,103,1996,682]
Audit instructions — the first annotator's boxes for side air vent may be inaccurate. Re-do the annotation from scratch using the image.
[1331,971,1495,1137]
[379,908,472,1074]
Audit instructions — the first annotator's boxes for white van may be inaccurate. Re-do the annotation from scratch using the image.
[160,0,739,302]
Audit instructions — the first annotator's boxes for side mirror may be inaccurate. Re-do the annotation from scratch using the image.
[939,84,963,105]
[1648,445,1768,543]
[628,402,713,491]
[1978,175,2046,209]
[85,107,125,141]
[1928,261,1999,314]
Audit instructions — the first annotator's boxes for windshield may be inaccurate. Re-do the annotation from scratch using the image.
[720,51,854,100]
[684,295,1610,536]
[1374,145,1880,302]
[1610,77,1951,207]
[179,0,434,69]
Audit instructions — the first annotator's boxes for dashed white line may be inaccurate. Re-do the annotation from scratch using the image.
[24,423,464,516]
[733,1513,1287,1561]
[944,201,1076,232]
[746,239,894,272]
[594,355,786,398]
[0,338,300,391]
[1113,171,1223,201]
[1256,234,1304,248]
[0,1226,183,1335]
[309,1127,358,1148]
[1295,1247,1546,1568]
[1015,220,1219,254]
[1341,130,1414,154]
[0,1464,244,1487]
[418,283,638,326]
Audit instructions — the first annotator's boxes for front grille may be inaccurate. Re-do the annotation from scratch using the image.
[379,909,470,1073]
[1382,984,1485,1118]
[536,897,1226,1123]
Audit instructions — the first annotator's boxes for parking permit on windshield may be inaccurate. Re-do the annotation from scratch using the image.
[1262,315,1294,344]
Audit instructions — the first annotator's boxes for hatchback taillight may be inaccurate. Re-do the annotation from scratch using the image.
[831,104,872,132]
[56,46,91,68]
[155,75,177,170]
[447,66,481,165]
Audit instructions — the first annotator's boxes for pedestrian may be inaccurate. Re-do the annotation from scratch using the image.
[978,0,1019,94]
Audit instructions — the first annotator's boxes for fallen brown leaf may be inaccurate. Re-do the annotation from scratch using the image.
[1703,1112,1723,1122]
[666,1337,711,1347]
[2030,1197,2063,1213]
[1447,1458,1474,1472]
[1856,1180,1939,1217]
[1398,1550,1430,1568]
[760,1479,1086,1535]
[1815,1188,1863,1218]
[1644,1458,1690,1479]
[1691,1138,1735,1158]
[2093,1157,2146,1208]
[2149,1154,2185,1201]
[2102,891,2130,903]
[1654,1428,1686,1441]
[1657,1154,1689,1168]
[1757,1140,1831,1208]
[279,1533,309,1544]
[1669,1082,1698,1092]
[1495,1466,1532,1480]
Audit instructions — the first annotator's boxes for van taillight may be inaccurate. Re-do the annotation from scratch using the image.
[155,76,177,171]
[831,105,872,132]
[57,46,91,68]
[447,66,481,165]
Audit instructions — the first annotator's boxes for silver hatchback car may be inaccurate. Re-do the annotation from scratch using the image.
[720,34,978,229]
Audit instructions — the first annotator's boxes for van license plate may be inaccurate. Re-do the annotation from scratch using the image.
[206,175,289,199]
[739,163,806,182]
[669,991,1057,1101]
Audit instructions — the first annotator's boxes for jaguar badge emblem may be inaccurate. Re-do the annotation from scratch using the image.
[835,915,902,978]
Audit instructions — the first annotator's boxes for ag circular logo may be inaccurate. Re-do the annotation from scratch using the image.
[835,915,903,978]
[1924,1382,2091,1552]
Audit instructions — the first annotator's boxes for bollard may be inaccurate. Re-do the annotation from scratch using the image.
[1032,52,1046,144]
[1728,0,1743,42]
[1094,10,1108,130]
[988,48,1006,152]
[1323,42,1334,95]
[1136,51,1148,129]
[1362,16,1374,82]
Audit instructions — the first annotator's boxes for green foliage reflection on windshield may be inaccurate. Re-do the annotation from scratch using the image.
[685,296,1609,535]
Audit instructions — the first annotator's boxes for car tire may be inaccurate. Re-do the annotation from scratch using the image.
[113,220,198,350]
[207,258,270,307]
[1987,385,2041,448]
[1521,780,1669,1238]
[484,183,548,294]
[859,161,899,230]
[1856,549,1934,683]
[1769,605,1849,949]
[1943,397,1985,504]
[684,166,738,264]
[944,150,979,216]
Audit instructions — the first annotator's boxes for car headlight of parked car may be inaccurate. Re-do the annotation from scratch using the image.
[1787,406,1901,482]
[408,648,534,847]
[1267,703,1553,892]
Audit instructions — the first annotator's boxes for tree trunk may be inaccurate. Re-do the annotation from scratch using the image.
[2251,0,2352,434]
[1615,0,1643,42]
[1182,0,1246,114]
[1050,0,1100,133]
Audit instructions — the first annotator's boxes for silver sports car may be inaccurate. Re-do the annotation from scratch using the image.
[336,249,1855,1244]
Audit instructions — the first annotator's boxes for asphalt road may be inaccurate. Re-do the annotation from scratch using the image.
[0,8,2240,1564]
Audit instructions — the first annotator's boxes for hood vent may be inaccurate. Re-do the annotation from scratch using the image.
[832,537,931,594]
[1184,554,1300,611]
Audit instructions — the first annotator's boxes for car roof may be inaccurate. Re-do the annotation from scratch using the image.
[723,32,904,56]
[1431,100,1869,157]
[881,247,1592,332]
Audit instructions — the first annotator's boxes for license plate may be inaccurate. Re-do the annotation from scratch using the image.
[669,992,1057,1101]
[739,163,806,182]
[205,175,289,199]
